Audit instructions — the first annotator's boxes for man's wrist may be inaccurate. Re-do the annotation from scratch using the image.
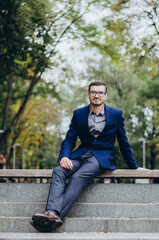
[59,156,69,163]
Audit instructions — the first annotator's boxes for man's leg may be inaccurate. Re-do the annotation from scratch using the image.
[31,159,81,231]
[46,159,81,214]
[60,151,104,219]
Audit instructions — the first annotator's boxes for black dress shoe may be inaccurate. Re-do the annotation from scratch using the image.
[32,211,63,229]
[29,219,52,232]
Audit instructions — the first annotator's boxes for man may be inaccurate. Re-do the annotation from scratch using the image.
[30,81,140,232]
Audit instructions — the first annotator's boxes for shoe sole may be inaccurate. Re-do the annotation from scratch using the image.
[29,219,52,232]
[32,214,63,229]
[32,214,53,227]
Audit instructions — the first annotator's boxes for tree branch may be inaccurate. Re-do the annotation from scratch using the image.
[147,11,159,35]
[52,11,87,53]
[39,11,87,77]
[1,73,13,130]
[8,75,40,133]
[139,43,156,63]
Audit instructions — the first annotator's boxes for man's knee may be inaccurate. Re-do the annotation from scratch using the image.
[52,165,67,177]
[69,172,93,189]
[71,171,88,181]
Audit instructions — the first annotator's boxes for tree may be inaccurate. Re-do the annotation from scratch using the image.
[0,0,105,156]
[0,0,56,154]
[7,96,60,168]
[79,0,159,168]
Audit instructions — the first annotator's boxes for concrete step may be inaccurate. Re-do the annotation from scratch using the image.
[1,232,159,240]
[0,183,49,202]
[59,217,159,233]
[1,183,159,233]
[0,217,159,233]
[78,184,159,203]
[1,183,159,203]
[1,202,159,218]
[68,202,159,218]
[0,202,46,217]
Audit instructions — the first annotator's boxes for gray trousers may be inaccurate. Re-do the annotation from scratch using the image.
[46,151,104,219]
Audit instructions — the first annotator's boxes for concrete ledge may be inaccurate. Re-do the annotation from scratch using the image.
[1,202,159,218]
[58,217,159,233]
[1,217,159,233]
[1,232,159,240]
[1,183,159,203]
[0,169,159,178]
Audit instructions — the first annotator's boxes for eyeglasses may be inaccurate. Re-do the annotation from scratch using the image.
[89,91,106,96]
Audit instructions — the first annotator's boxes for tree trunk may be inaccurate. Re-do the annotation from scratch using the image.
[7,134,18,168]
[0,73,14,155]
[1,73,14,130]
[150,144,156,169]
[0,76,40,154]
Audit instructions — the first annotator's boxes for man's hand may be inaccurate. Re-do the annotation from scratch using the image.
[60,157,73,170]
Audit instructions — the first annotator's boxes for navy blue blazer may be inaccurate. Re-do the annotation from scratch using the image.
[59,104,138,169]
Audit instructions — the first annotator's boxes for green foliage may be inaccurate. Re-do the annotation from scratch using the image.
[0,0,159,170]
[8,97,61,169]
[1,0,101,162]
[0,0,52,77]
[72,0,159,169]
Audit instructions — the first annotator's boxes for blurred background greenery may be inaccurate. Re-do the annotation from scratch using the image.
[0,0,158,169]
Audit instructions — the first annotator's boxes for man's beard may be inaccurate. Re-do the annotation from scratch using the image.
[91,101,104,106]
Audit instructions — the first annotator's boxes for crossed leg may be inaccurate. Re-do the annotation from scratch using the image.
[59,152,105,219]
[31,151,104,231]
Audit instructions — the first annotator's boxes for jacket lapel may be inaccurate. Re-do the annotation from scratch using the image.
[83,105,91,135]
[105,104,112,128]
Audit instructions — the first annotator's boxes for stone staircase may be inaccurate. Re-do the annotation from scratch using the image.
[0,182,159,233]
[1,232,159,240]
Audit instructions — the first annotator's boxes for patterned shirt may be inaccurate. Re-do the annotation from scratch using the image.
[88,105,106,138]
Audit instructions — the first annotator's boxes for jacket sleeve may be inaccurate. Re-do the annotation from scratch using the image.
[58,110,78,160]
[116,111,138,169]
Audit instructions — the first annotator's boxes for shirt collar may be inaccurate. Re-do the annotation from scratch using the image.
[89,105,105,116]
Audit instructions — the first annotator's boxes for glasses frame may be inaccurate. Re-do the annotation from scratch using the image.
[89,90,106,97]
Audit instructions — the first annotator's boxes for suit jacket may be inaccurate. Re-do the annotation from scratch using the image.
[59,104,138,169]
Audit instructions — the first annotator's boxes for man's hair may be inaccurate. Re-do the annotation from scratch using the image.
[88,81,107,93]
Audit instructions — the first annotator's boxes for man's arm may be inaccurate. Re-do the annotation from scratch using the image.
[58,110,78,167]
[116,111,138,169]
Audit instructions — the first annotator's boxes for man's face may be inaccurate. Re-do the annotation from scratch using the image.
[88,85,107,106]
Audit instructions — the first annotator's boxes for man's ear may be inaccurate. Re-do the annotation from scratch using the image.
[104,93,107,101]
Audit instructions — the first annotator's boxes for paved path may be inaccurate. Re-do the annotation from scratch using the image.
[0,233,159,240]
